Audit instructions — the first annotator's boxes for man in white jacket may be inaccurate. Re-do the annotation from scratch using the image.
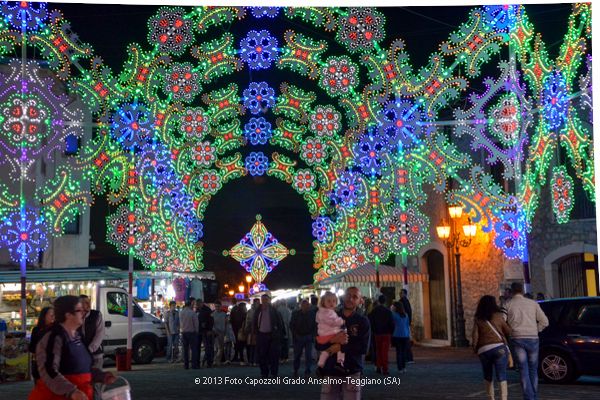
[505,282,549,400]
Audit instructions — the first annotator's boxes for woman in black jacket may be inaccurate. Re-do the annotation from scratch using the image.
[29,306,55,382]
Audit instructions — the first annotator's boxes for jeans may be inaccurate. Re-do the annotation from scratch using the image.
[293,334,314,375]
[392,337,409,371]
[281,336,290,360]
[201,331,215,366]
[234,340,246,362]
[247,344,256,365]
[215,331,225,364]
[182,332,199,369]
[374,334,391,372]
[256,332,281,377]
[320,372,361,400]
[478,345,508,382]
[166,333,179,361]
[511,338,540,400]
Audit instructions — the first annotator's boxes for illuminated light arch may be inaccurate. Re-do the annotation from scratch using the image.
[0,4,593,280]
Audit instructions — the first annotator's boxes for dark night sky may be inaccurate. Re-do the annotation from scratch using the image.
[50,3,572,289]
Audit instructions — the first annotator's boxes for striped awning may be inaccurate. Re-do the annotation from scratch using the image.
[318,263,428,285]
[0,266,127,283]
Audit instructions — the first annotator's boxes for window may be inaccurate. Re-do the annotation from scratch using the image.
[541,303,564,325]
[65,134,80,156]
[576,304,600,327]
[64,213,80,235]
[107,292,143,317]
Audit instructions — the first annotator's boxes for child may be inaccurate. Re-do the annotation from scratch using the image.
[316,291,345,372]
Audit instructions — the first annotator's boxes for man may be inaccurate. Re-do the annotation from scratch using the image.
[180,299,199,369]
[290,299,317,378]
[245,298,260,366]
[276,300,292,363]
[213,301,228,365]
[164,301,180,362]
[29,284,52,316]
[399,289,414,363]
[317,287,371,400]
[505,282,549,400]
[230,301,247,364]
[368,294,394,374]
[310,295,319,360]
[253,293,286,378]
[78,295,105,369]
[196,298,214,367]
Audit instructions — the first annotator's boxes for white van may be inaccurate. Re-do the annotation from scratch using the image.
[94,286,167,364]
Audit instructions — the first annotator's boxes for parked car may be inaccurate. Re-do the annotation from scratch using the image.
[95,286,167,364]
[538,297,600,383]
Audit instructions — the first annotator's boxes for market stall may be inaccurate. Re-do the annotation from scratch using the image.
[316,263,429,300]
[0,266,126,383]
[130,271,217,317]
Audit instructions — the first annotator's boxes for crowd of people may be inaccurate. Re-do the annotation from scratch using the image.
[24,282,550,400]
[162,287,421,399]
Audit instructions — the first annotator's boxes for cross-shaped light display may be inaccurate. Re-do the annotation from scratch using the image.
[224,214,294,285]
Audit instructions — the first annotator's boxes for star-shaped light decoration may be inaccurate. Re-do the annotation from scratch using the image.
[223,215,294,287]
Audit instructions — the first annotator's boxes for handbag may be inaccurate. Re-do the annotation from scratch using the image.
[486,320,514,368]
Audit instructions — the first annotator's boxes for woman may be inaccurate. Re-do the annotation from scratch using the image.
[391,301,410,373]
[28,295,116,400]
[29,307,55,382]
[472,295,512,400]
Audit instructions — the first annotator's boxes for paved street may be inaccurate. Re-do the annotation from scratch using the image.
[2,346,599,399]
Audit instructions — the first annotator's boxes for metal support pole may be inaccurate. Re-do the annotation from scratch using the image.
[454,250,469,347]
[523,260,532,294]
[447,243,456,346]
[375,257,381,289]
[20,260,26,333]
[150,278,155,315]
[126,252,133,370]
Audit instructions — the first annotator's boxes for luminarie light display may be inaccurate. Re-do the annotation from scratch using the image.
[223,215,295,289]
[0,4,592,286]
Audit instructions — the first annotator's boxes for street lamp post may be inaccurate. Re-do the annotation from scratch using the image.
[436,205,476,348]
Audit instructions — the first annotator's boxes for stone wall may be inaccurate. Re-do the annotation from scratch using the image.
[459,234,505,344]
[417,189,505,344]
[419,180,597,344]
[528,184,597,297]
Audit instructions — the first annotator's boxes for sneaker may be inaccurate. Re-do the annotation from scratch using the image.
[399,369,406,374]
[239,361,246,366]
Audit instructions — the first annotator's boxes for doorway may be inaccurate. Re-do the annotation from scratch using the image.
[425,250,448,340]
